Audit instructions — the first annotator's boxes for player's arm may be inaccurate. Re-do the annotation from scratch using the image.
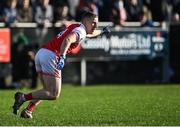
[86,26,111,38]
[57,32,78,70]
[60,32,78,56]
[86,29,101,38]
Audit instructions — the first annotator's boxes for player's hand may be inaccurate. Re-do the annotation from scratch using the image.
[57,55,66,70]
[101,26,111,35]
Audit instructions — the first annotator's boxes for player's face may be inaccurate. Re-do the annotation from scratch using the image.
[86,17,98,34]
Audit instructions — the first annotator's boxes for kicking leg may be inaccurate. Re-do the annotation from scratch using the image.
[13,75,61,118]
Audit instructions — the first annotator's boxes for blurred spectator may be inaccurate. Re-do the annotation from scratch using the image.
[98,0,112,21]
[54,2,73,22]
[172,0,180,22]
[11,34,30,88]
[11,34,38,88]
[34,0,53,43]
[76,0,99,21]
[141,5,154,27]
[0,12,3,22]
[17,0,33,22]
[34,0,53,27]
[0,0,6,22]
[110,0,127,26]
[87,0,99,15]
[76,0,88,21]
[124,0,143,21]
[2,0,18,27]
[29,0,39,20]
[67,0,80,18]
[147,0,169,22]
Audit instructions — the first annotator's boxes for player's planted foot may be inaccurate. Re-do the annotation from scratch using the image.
[12,92,25,115]
[21,109,33,118]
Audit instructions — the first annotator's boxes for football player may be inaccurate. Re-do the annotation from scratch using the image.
[12,11,110,118]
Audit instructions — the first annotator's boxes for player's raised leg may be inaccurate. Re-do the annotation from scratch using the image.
[19,74,61,118]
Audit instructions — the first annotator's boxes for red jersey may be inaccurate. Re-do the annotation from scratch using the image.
[42,23,86,57]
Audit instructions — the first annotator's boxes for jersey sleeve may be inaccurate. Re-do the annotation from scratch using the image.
[72,27,86,43]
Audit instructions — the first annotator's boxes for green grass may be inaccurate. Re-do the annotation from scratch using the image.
[0,84,180,126]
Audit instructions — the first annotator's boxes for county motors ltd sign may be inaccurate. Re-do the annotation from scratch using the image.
[69,30,168,61]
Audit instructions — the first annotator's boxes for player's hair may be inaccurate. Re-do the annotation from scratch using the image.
[81,11,97,21]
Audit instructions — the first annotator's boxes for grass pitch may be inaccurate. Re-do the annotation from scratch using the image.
[0,84,180,126]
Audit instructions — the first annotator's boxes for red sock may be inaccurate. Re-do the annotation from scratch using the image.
[24,93,32,101]
[26,102,36,112]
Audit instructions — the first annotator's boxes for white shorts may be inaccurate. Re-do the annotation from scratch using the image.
[35,48,61,78]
